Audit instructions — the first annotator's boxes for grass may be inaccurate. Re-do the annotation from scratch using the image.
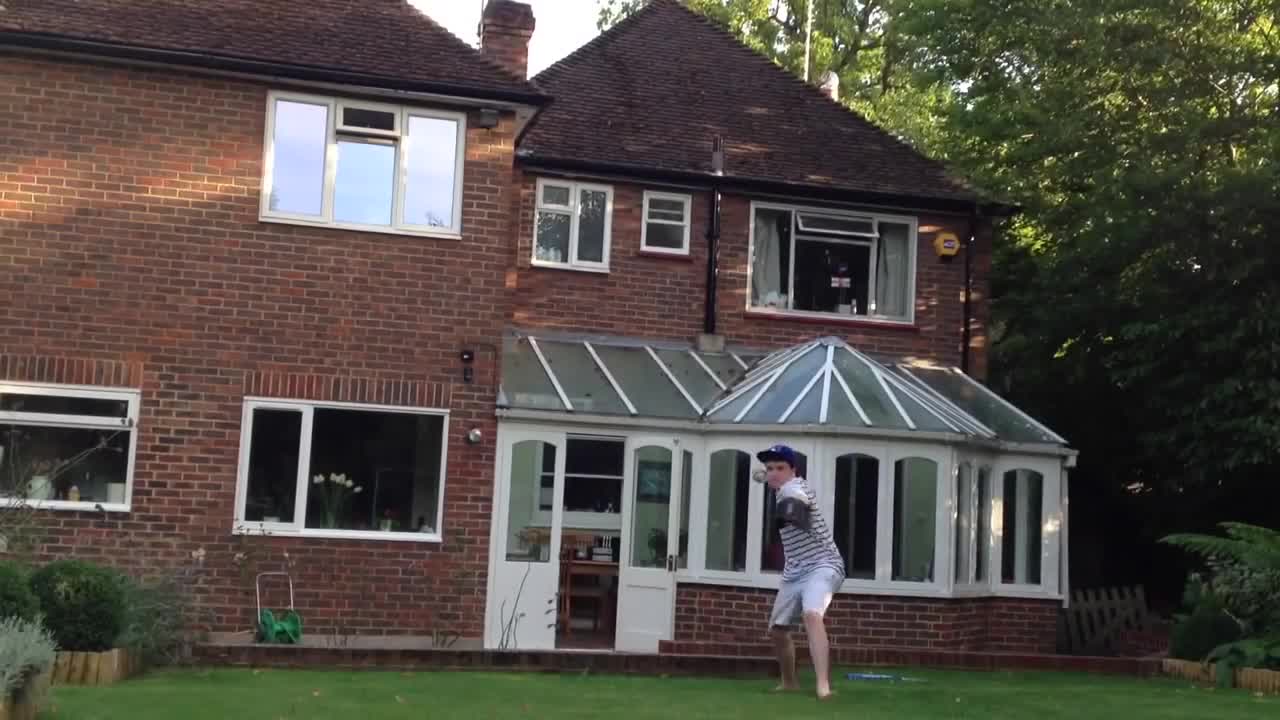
[43,667,1276,719]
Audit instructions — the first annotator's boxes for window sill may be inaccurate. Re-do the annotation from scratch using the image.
[745,308,918,331]
[2,500,130,513]
[675,571,1062,601]
[234,523,442,544]
[638,248,693,261]
[259,214,463,241]
[529,260,611,275]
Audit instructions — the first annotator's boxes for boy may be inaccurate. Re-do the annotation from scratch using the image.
[757,444,845,700]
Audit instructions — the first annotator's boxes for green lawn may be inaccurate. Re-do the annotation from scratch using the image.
[44,667,1276,720]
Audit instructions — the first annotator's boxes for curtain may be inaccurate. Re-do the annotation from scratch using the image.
[752,210,784,307]
[876,222,910,318]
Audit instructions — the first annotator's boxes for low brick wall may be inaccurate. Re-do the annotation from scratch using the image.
[673,583,1059,654]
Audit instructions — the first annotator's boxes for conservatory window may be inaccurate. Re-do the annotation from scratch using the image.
[706,449,750,572]
[892,457,938,582]
[1001,469,1045,585]
[833,453,879,580]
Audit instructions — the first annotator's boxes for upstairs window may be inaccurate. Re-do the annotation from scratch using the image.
[750,203,917,323]
[641,192,692,255]
[261,91,466,236]
[533,179,613,271]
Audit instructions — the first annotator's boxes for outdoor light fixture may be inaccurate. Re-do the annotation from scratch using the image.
[466,428,483,445]
[461,348,475,384]
[476,108,500,129]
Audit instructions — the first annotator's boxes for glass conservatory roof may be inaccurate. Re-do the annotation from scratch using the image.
[499,334,1066,447]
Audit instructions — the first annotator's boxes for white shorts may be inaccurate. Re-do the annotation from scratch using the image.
[768,566,843,628]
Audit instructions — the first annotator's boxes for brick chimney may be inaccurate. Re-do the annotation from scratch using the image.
[480,0,536,80]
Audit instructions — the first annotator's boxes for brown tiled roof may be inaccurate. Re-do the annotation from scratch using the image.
[0,0,545,103]
[519,0,978,205]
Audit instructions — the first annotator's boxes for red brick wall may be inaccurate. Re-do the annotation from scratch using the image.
[672,583,1058,654]
[0,55,517,639]
[510,171,992,374]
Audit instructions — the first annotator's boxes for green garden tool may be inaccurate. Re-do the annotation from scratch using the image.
[256,571,302,644]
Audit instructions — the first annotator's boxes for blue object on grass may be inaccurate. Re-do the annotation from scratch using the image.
[846,672,926,682]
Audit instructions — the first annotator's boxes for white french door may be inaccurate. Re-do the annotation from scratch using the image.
[615,435,695,652]
[486,428,566,650]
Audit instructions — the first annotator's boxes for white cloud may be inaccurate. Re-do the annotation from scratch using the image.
[411,0,602,77]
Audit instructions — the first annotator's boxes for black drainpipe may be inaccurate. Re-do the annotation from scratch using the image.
[704,136,725,335]
[961,204,979,374]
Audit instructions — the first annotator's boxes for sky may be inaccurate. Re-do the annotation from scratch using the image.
[412,0,604,77]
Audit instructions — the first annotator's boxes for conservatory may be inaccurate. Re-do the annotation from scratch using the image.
[485,332,1074,653]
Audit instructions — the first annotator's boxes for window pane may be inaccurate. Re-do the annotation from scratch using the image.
[1002,469,1044,585]
[535,211,570,264]
[762,451,808,572]
[892,457,937,582]
[269,99,327,216]
[678,450,692,570]
[647,198,686,222]
[500,336,564,411]
[403,115,458,228]
[592,345,698,419]
[563,437,624,514]
[644,222,685,250]
[736,345,826,424]
[706,450,749,572]
[834,454,878,580]
[955,464,974,584]
[507,440,554,562]
[537,342,629,415]
[0,392,128,418]
[342,106,396,132]
[751,208,792,308]
[875,222,911,318]
[797,213,874,236]
[244,409,302,522]
[333,139,395,226]
[576,189,608,263]
[653,349,722,409]
[305,408,444,533]
[0,424,130,503]
[541,184,571,207]
[794,238,871,316]
[631,446,672,568]
[976,467,991,582]
[906,367,1060,444]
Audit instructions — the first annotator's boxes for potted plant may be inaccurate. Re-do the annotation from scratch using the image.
[379,509,396,532]
[311,473,362,529]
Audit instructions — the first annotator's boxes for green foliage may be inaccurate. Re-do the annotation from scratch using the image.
[0,616,56,698]
[1206,637,1280,688]
[29,560,127,652]
[1168,577,1241,661]
[0,561,39,622]
[117,571,205,666]
[1164,523,1280,636]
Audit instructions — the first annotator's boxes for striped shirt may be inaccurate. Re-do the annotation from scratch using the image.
[776,478,846,583]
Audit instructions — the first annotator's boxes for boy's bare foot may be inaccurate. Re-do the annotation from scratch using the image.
[770,684,800,693]
[816,688,835,701]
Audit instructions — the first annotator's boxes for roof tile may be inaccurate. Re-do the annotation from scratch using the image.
[519,0,977,203]
[0,0,542,101]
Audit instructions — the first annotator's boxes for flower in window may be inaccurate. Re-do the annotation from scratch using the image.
[313,472,363,529]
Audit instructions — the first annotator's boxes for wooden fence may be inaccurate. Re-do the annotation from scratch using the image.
[1062,586,1160,655]
[1163,659,1280,694]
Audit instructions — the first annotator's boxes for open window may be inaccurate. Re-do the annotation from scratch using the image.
[749,203,916,322]
[0,383,138,511]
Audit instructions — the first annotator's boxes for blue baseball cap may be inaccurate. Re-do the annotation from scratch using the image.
[757,444,797,467]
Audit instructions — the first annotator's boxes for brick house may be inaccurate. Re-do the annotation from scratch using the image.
[1,0,1073,656]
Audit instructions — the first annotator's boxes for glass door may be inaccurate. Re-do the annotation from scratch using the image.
[486,429,565,650]
[614,436,694,652]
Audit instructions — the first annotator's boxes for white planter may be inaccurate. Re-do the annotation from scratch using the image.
[28,475,53,501]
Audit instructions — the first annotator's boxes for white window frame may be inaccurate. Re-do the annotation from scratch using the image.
[640,191,692,255]
[746,200,919,325]
[0,381,140,513]
[232,397,450,543]
[991,457,1062,597]
[532,178,614,272]
[259,90,468,238]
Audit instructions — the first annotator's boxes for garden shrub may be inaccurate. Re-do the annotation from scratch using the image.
[0,561,39,622]
[29,560,127,652]
[118,573,199,666]
[0,616,56,699]
[1168,575,1241,661]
